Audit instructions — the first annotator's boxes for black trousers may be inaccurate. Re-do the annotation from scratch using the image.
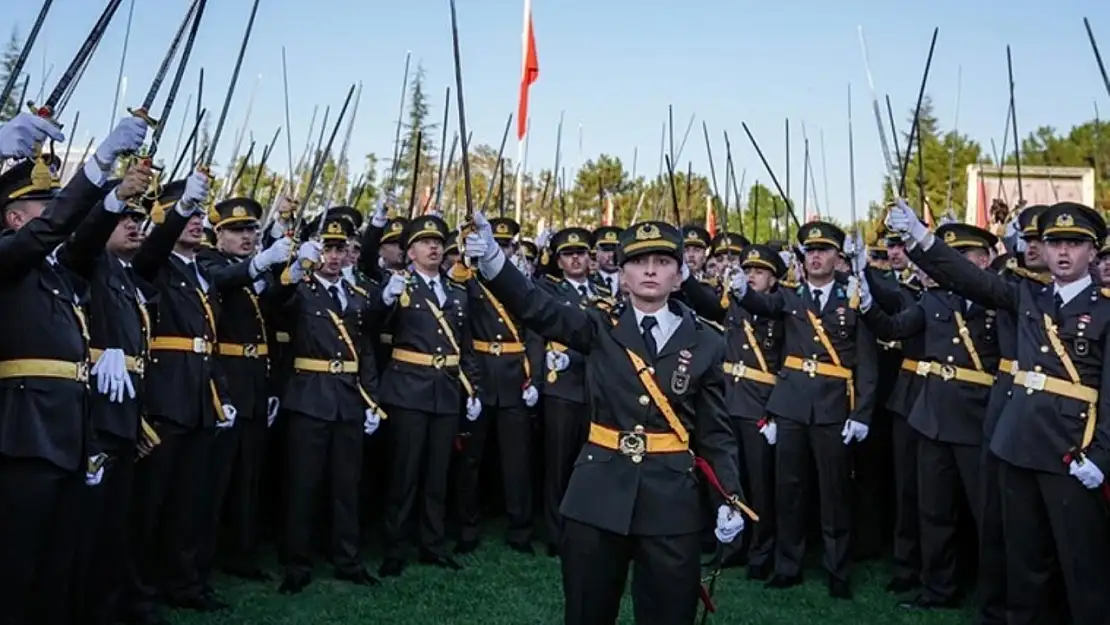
[0,455,83,625]
[382,407,458,559]
[736,419,775,569]
[890,415,921,583]
[283,412,364,575]
[202,411,268,575]
[561,519,701,625]
[917,436,980,603]
[1000,461,1110,625]
[977,443,1007,625]
[543,396,588,549]
[455,403,533,544]
[74,437,137,625]
[130,422,214,602]
[852,409,893,560]
[775,420,852,582]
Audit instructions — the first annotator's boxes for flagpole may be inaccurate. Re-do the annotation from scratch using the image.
[514,0,533,224]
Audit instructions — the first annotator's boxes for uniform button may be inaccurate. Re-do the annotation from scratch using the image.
[742,344,749,350]
[946,356,954,363]
[952,337,959,344]
[1040,346,1049,353]
[437,329,443,334]
[436,347,443,353]
[587,455,593,461]
[496,334,503,340]
[634,425,644,433]
[648,367,655,374]
[497,317,504,323]
[813,336,820,342]
[1034,365,1042,372]
[638,395,649,406]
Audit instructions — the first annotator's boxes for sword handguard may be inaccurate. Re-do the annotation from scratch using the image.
[127,106,161,130]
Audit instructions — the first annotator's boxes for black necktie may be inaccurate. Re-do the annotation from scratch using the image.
[578,285,588,299]
[328,285,343,311]
[429,278,442,304]
[640,315,659,362]
[1054,292,1064,316]
[811,288,823,312]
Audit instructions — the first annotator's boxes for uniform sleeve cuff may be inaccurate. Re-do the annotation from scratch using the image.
[478,250,506,280]
[103,189,126,214]
[83,158,110,187]
[174,202,196,219]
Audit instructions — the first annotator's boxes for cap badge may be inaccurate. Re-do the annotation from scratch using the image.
[944,230,956,243]
[423,219,436,230]
[750,249,761,259]
[496,223,509,234]
[390,222,403,232]
[806,227,822,240]
[604,232,617,241]
[636,223,661,240]
[1055,213,1075,228]
[567,232,581,243]
[232,206,248,218]
[326,221,344,235]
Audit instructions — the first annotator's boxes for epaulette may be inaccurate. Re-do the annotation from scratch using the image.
[446,279,467,290]
[781,279,799,290]
[347,283,368,298]
[1011,265,1051,285]
[1102,288,1110,299]
[902,281,922,292]
[697,316,725,334]
[543,274,563,284]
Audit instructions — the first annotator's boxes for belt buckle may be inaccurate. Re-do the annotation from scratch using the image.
[1025,371,1046,392]
[243,343,259,358]
[432,354,447,369]
[192,338,207,354]
[76,361,90,383]
[328,359,344,374]
[915,361,931,377]
[490,341,503,356]
[802,358,818,376]
[618,431,647,463]
[940,364,956,381]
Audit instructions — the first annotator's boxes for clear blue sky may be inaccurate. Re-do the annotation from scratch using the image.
[6,0,1110,225]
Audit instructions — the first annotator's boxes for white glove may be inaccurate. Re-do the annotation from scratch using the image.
[217,404,237,429]
[266,396,280,427]
[252,236,294,274]
[535,227,554,250]
[364,408,382,435]
[297,240,322,264]
[522,384,539,407]
[713,504,745,543]
[268,215,289,241]
[463,211,500,264]
[0,112,65,159]
[1069,459,1105,489]
[546,350,570,372]
[759,420,777,445]
[466,397,482,421]
[885,199,928,243]
[841,419,869,444]
[381,272,407,306]
[1005,212,1021,240]
[850,239,868,275]
[371,195,390,227]
[85,455,106,486]
[729,270,748,295]
[94,117,148,168]
[681,262,691,282]
[91,348,136,404]
[858,272,873,311]
[178,170,211,212]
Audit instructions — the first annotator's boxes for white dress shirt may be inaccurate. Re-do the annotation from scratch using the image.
[565,277,592,299]
[1055,274,1092,307]
[173,251,209,291]
[413,268,447,306]
[632,304,682,352]
[806,281,833,310]
[598,270,619,295]
[314,274,348,311]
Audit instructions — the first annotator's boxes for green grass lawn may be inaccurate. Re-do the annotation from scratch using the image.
[170,540,974,624]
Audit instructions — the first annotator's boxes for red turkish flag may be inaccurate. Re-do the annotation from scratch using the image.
[517,3,539,141]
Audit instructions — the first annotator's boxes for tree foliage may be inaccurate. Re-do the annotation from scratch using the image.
[0,29,25,122]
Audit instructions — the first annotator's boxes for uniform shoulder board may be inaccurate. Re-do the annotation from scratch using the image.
[543,274,563,284]
[1101,288,1110,299]
[783,280,800,290]
[348,283,369,298]
[446,279,467,290]
[697,316,725,334]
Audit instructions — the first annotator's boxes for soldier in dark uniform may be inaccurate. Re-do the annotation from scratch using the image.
[442,229,460,273]
[1097,236,1110,285]
[454,216,543,554]
[197,197,292,582]
[376,215,482,577]
[593,225,622,296]
[732,221,880,599]
[888,199,1110,624]
[681,224,711,277]
[273,209,385,594]
[681,244,785,579]
[862,230,926,594]
[464,215,748,625]
[63,165,162,625]
[129,170,237,613]
[520,239,538,277]
[0,114,147,625]
[379,215,409,271]
[861,222,1002,609]
[535,227,598,556]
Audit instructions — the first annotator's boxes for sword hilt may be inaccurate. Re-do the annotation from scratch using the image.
[26,101,60,127]
[127,106,161,130]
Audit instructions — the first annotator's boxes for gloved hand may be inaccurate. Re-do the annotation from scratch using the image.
[680,262,691,282]
[93,117,148,169]
[841,419,870,444]
[463,211,500,264]
[91,348,136,403]
[364,408,382,435]
[759,420,777,445]
[1069,458,1105,489]
[178,170,211,212]
[885,199,929,244]
[371,195,391,227]
[297,240,322,264]
[381,272,407,306]
[850,237,868,275]
[86,454,107,486]
[730,270,749,297]
[714,504,745,543]
[522,384,539,408]
[266,396,280,428]
[0,112,65,159]
[466,397,482,421]
[858,272,873,312]
[252,236,294,274]
[217,404,237,429]
[546,350,570,372]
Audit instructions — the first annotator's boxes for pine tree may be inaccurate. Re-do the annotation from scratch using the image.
[0,29,25,122]
[393,63,438,216]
